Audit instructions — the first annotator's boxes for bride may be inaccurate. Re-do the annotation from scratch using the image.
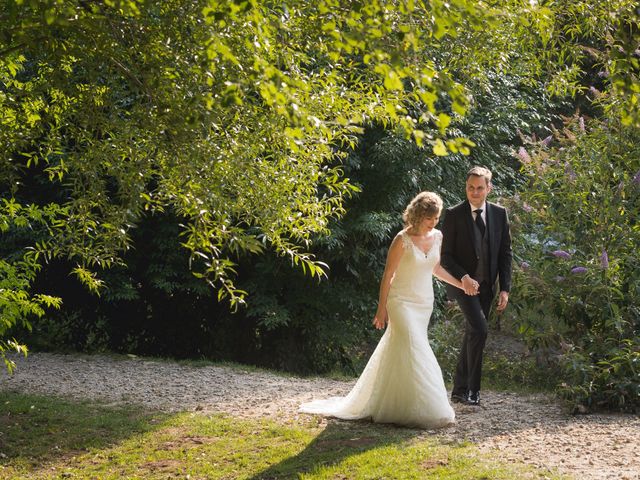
[300,192,473,428]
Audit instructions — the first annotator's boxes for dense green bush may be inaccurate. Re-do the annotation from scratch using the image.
[15,69,559,375]
[21,211,225,359]
[7,0,500,364]
[510,111,640,411]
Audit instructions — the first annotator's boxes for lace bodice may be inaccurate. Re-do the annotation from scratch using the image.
[389,229,442,304]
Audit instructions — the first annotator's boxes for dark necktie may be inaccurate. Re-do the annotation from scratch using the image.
[474,208,485,237]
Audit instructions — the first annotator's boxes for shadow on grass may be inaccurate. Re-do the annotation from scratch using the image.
[248,418,422,479]
[0,390,167,470]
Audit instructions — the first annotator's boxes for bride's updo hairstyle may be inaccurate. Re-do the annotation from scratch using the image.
[402,191,443,228]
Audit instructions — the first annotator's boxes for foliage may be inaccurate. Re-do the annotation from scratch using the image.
[559,337,639,412]
[584,2,640,127]
[510,110,640,411]
[226,63,565,374]
[2,0,577,368]
[0,200,64,372]
[11,63,561,374]
[3,0,640,384]
[0,0,528,365]
[18,211,222,358]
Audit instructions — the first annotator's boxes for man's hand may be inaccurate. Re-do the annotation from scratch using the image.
[461,275,479,296]
[497,291,509,312]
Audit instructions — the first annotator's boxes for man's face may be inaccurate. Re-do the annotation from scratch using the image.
[466,175,492,208]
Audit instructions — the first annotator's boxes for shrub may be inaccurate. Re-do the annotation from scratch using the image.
[510,111,640,411]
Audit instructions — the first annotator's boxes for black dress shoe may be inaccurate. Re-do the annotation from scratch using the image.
[467,391,480,405]
[451,392,467,404]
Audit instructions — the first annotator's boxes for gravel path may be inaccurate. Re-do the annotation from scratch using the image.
[1,353,638,479]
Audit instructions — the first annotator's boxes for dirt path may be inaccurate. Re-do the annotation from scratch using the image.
[1,353,638,479]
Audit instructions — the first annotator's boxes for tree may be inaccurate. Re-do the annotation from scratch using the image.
[3,0,635,372]
[0,0,495,369]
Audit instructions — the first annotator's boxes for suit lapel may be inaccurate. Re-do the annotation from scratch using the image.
[463,201,480,256]
[486,202,495,258]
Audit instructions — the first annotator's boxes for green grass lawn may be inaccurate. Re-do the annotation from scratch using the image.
[0,391,570,480]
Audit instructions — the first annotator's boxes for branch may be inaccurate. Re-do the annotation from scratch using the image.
[106,55,154,103]
[0,37,47,58]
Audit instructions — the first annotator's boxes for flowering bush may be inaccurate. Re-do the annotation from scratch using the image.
[510,112,640,411]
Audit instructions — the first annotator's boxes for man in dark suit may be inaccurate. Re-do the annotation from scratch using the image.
[440,166,512,406]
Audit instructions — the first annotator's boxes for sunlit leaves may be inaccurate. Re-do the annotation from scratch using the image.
[606,6,640,126]
[432,138,448,156]
[71,266,105,294]
[3,0,639,370]
[0,253,61,373]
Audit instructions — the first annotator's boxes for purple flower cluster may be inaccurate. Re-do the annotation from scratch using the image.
[565,163,577,181]
[549,250,608,277]
[579,116,585,132]
[520,261,530,270]
[518,146,531,163]
[522,203,533,213]
[541,135,553,147]
[633,170,640,185]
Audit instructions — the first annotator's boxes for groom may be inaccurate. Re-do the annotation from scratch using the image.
[440,166,512,406]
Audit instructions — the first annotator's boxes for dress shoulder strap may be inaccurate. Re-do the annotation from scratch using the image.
[434,229,443,246]
[399,230,413,250]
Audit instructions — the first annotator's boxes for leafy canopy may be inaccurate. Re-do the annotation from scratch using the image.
[0,0,488,367]
[2,0,639,370]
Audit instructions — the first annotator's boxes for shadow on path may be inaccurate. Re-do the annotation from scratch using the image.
[0,390,168,470]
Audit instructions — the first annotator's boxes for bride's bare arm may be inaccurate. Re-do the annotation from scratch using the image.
[434,262,467,291]
[373,234,404,329]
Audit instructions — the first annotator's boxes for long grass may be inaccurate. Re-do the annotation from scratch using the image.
[0,391,570,480]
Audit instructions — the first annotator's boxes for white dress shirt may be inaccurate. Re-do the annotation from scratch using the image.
[471,202,487,224]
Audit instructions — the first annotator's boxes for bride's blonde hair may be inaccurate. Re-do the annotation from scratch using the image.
[403,192,443,228]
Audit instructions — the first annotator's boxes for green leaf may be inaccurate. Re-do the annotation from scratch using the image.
[383,70,404,91]
[432,139,448,156]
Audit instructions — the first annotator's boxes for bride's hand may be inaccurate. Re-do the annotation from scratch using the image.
[461,274,479,296]
[373,310,388,330]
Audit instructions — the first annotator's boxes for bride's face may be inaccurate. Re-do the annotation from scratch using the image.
[420,214,441,232]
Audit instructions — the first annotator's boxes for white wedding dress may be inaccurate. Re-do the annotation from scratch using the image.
[300,229,455,428]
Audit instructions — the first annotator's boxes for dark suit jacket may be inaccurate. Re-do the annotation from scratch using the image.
[441,200,512,296]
